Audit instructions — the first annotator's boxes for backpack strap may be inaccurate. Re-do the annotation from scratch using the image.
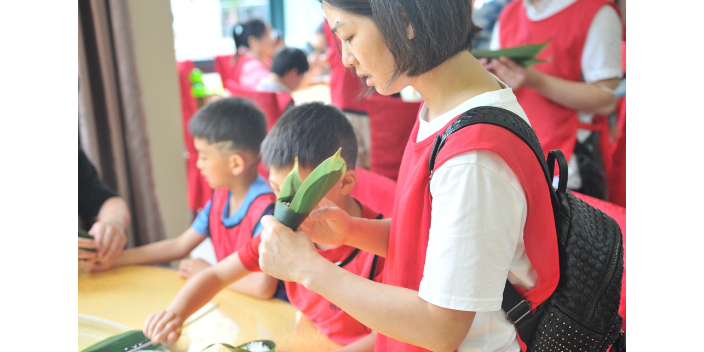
[427,106,570,346]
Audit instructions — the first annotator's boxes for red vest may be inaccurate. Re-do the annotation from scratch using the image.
[239,200,384,345]
[374,114,559,352]
[209,187,275,262]
[499,0,616,161]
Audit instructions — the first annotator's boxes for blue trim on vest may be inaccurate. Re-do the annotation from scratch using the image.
[221,175,274,228]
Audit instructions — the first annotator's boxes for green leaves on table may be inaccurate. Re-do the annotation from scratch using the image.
[80,330,162,352]
[274,148,347,229]
[79,229,97,252]
[471,42,549,67]
[201,340,275,352]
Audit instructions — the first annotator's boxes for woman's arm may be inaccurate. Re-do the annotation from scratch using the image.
[259,217,474,352]
[144,251,252,345]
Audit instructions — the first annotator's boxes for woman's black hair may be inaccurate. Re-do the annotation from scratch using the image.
[233,19,268,50]
[320,0,481,82]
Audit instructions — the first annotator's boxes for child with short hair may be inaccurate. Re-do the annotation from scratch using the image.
[143,102,384,352]
[88,97,281,300]
[256,47,310,95]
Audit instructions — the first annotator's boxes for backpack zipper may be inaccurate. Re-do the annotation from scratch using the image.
[584,226,621,323]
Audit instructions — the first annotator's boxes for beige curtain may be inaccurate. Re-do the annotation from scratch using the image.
[78,0,165,247]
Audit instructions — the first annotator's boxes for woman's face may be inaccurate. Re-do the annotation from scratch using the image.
[323,4,411,95]
[251,27,276,58]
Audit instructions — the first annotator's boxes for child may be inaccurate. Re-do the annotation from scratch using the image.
[256,47,309,96]
[483,0,623,199]
[143,103,384,352]
[230,19,276,90]
[88,97,281,300]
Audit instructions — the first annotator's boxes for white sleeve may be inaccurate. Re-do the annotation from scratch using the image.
[582,5,623,83]
[418,150,528,312]
[489,21,501,50]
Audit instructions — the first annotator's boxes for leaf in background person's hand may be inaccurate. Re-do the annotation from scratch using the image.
[472,42,549,67]
[79,229,97,252]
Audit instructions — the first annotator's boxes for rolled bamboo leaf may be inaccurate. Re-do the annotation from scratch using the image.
[274,148,347,230]
[79,229,97,252]
[80,330,162,352]
[278,156,302,201]
[201,340,275,352]
[471,42,549,67]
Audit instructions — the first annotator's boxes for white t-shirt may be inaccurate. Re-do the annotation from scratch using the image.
[490,0,623,190]
[416,78,536,352]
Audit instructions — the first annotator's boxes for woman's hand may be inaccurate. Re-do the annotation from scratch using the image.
[481,57,541,90]
[259,215,325,284]
[143,310,183,346]
[299,198,355,246]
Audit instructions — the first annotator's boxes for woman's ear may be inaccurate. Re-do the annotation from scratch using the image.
[229,153,246,176]
[338,170,357,195]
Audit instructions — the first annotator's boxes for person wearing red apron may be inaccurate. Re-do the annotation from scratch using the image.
[225,19,276,90]
[254,1,563,351]
[484,0,623,200]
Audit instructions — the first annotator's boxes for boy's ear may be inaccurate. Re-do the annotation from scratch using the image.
[229,153,246,176]
[338,169,357,195]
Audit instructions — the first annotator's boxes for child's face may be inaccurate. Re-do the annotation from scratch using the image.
[268,166,343,206]
[194,138,237,189]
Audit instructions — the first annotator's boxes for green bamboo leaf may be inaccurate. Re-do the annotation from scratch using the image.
[471,42,549,67]
[79,229,97,252]
[80,330,162,352]
[278,156,301,201]
[201,340,276,351]
[289,147,346,214]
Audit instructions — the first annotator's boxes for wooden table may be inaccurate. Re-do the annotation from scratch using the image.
[78,265,342,352]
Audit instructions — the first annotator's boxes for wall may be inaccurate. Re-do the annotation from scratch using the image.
[127,0,190,240]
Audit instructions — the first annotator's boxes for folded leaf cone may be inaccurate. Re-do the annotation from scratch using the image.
[201,340,276,352]
[79,229,97,252]
[274,148,347,229]
[471,42,549,67]
[80,330,162,352]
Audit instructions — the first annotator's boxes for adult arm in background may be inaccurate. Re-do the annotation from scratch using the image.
[483,6,623,116]
[78,147,130,262]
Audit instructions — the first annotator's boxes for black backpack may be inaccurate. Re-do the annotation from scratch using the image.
[428,106,625,352]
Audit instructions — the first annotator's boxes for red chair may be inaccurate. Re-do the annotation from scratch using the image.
[366,95,421,180]
[214,54,236,86]
[177,60,212,214]
[224,79,292,131]
[350,167,397,218]
[608,98,626,207]
[573,191,626,332]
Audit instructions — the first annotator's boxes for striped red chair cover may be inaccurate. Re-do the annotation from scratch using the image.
[573,191,627,333]
[350,167,397,218]
[366,95,421,180]
[177,60,212,213]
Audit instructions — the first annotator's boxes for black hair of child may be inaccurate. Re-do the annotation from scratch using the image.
[320,0,481,81]
[261,102,357,171]
[233,19,268,50]
[188,97,268,154]
[271,47,310,77]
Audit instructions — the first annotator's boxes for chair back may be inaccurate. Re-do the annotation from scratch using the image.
[350,167,397,217]
[224,79,291,130]
[366,95,421,180]
[214,54,236,85]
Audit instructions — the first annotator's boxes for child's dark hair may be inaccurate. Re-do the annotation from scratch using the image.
[321,0,481,82]
[271,47,310,77]
[261,102,357,170]
[233,19,268,50]
[188,97,267,154]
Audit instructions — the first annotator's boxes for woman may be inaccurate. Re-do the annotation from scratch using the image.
[151,1,559,351]
[228,19,276,90]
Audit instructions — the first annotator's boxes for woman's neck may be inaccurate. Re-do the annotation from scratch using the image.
[411,51,502,122]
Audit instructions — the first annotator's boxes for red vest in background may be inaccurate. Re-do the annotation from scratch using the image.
[323,21,370,112]
[208,188,275,261]
[499,0,615,161]
[374,115,559,352]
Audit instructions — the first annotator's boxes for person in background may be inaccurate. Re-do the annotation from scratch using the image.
[472,0,515,50]
[78,147,130,269]
[143,103,385,352]
[483,0,623,200]
[230,19,276,90]
[87,98,284,301]
[256,47,310,98]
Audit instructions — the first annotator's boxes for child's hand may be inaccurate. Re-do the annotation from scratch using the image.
[143,310,183,346]
[89,220,127,261]
[78,238,97,270]
[178,258,212,279]
[89,257,115,272]
[299,198,354,246]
